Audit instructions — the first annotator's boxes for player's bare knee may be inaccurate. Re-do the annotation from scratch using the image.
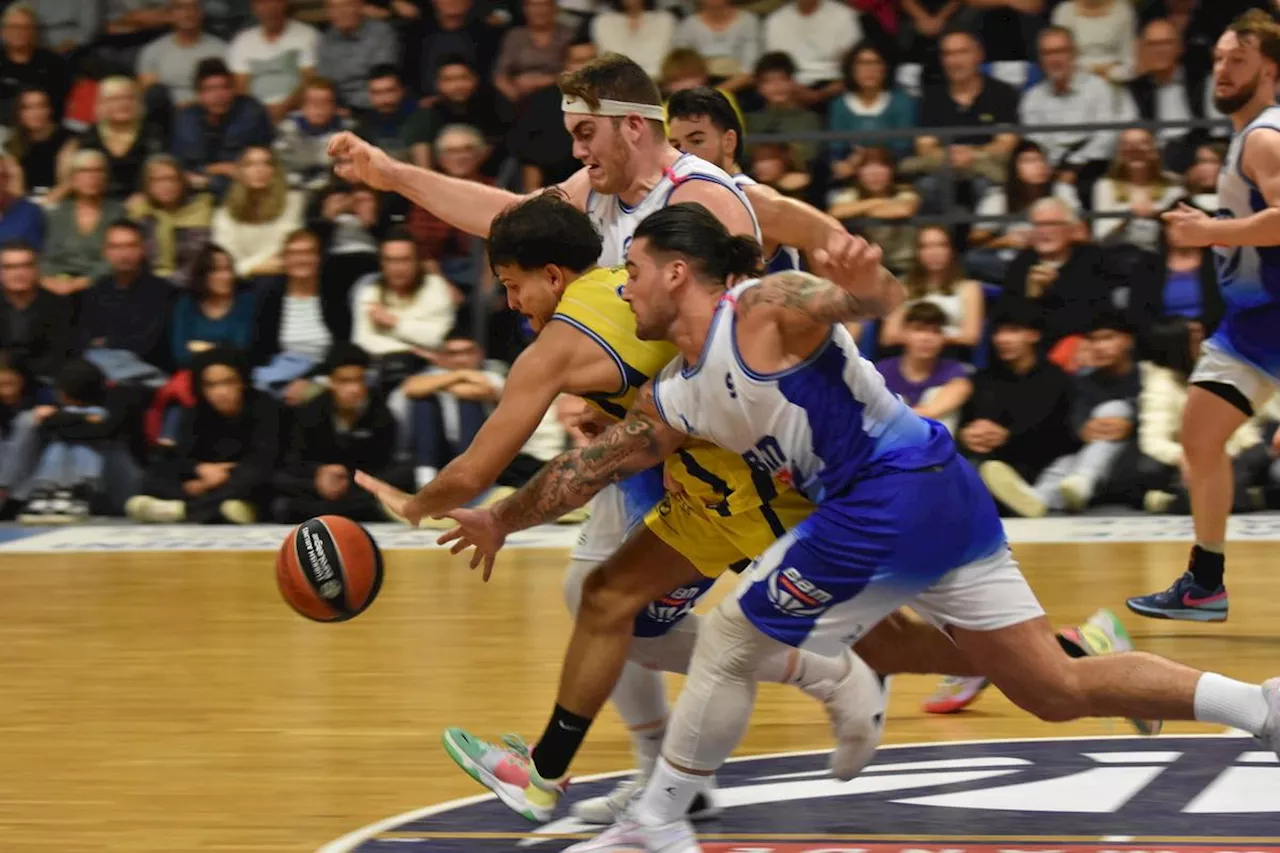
[562,559,599,617]
[578,566,652,630]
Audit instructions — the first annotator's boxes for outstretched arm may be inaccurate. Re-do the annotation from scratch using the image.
[329,132,590,236]
[488,383,686,534]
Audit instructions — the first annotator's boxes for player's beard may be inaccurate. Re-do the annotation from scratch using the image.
[1214,72,1261,116]
[633,300,674,341]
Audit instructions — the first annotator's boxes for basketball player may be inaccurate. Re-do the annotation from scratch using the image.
[353,191,975,824]
[440,204,1280,852]
[1128,10,1280,622]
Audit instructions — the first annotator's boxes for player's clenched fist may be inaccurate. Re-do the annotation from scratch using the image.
[327,131,398,191]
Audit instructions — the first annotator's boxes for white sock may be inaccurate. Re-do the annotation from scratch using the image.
[1194,673,1269,735]
[632,757,706,826]
[630,723,666,779]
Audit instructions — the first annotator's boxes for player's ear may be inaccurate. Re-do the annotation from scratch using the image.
[724,130,738,161]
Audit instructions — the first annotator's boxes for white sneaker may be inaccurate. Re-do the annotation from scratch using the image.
[1261,678,1280,757]
[1058,474,1093,513]
[126,496,185,523]
[805,651,883,780]
[571,777,722,825]
[980,461,1047,518]
[562,813,701,853]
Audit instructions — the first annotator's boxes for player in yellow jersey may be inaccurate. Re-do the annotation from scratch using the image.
[356,192,1002,822]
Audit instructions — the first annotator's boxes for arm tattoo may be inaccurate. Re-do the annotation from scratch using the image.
[737,270,872,324]
[491,410,669,533]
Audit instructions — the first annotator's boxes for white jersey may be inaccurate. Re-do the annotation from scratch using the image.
[731,173,802,273]
[587,152,759,266]
[650,280,954,503]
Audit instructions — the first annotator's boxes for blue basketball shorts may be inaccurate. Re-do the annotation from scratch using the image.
[732,456,1045,657]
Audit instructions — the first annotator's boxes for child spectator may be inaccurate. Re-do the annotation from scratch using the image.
[875,302,972,434]
[127,347,280,524]
[271,343,410,522]
[745,52,821,167]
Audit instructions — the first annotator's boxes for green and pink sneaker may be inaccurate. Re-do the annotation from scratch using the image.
[441,728,567,823]
[1061,608,1163,736]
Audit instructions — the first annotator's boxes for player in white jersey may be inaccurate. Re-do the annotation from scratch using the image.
[441,203,1280,853]
[1128,10,1280,622]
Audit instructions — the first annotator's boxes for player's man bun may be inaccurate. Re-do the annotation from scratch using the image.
[632,203,763,283]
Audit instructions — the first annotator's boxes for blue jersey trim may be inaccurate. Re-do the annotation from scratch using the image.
[662,173,760,237]
[680,298,731,379]
[650,379,675,428]
[548,314,629,397]
[728,294,836,383]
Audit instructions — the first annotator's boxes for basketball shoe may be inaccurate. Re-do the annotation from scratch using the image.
[441,730,567,822]
[572,777,721,825]
[562,809,700,853]
[1126,571,1229,623]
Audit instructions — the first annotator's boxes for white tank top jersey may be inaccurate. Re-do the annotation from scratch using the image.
[649,280,955,503]
[731,172,802,273]
[586,152,760,266]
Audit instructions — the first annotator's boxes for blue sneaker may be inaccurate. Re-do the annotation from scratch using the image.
[1126,572,1228,622]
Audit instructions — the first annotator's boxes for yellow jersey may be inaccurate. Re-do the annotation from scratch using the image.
[551,266,779,518]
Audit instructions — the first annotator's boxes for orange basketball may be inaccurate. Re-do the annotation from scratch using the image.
[276,516,384,622]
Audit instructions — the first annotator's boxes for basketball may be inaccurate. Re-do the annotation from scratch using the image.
[276,516,384,622]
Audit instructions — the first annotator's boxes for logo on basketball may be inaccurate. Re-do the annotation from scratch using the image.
[767,566,833,617]
[324,736,1280,852]
[319,580,343,599]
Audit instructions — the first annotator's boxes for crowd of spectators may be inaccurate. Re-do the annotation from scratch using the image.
[0,0,1276,525]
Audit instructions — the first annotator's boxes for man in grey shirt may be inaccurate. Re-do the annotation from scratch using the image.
[315,0,399,112]
[1019,26,1123,196]
[136,0,227,107]
[28,0,100,54]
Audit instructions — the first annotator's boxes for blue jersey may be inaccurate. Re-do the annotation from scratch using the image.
[1213,105,1280,378]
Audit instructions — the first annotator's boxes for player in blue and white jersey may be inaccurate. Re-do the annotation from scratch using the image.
[1129,11,1280,622]
[441,203,1280,853]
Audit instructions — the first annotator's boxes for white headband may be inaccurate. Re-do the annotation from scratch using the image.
[561,95,667,122]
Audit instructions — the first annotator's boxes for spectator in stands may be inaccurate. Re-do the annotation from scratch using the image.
[272,342,406,522]
[746,52,822,167]
[827,147,920,274]
[228,0,320,123]
[173,58,275,198]
[0,5,68,119]
[0,350,37,517]
[961,302,1080,516]
[876,301,973,434]
[1020,27,1121,198]
[16,357,137,523]
[212,146,306,278]
[829,41,916,173]
[357,64,417,162]
[591,0,675,79]
[316,0,399,112]
[274,78,352,190]
[0,156,43,247]
[1129,202,1222,335]
[1122,18,1206,173]
[748,141,812,198]
[42,150,124,296]
[405,54,510,172]
[29,0,100,56]
[1183,142,1222,210]
[101,0,173,49]
[136,0,228,109]
[878,225,984,360]
[660,49,744,123]
[4,87,71,200]
[352,231,456,397]
[314,183,384,268]
[763,0,861,107]
[1001,197,1111,357]
[77,220,175,381]
[407,124,490,290]
[127,346,279,523]
[1137,316,1269,514]
[964,0,1044,63]
[912,30,1020,214]
[673,0,760,93]
[1051,0,1136,83]
[126,154,215,286]
[1091,128,1182,252]
[493,0,573,104]
[508,41,591,189]
[416,0,505,98]
[74,77,168,202]
[966,139,1081,283]
[251,229,348,404]
[0,239,71,382]
[898,0,964,73]
[170,244,256,368]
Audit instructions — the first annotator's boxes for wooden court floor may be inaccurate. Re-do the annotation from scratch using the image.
[0,539,1277,852]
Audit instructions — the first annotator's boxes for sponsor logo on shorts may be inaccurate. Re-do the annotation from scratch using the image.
[324,736,1280,852]
[767,566,833,617]
[644,584,704,624]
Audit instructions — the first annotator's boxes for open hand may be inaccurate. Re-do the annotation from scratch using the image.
[355,470,420,526]
[436,507,508,581]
